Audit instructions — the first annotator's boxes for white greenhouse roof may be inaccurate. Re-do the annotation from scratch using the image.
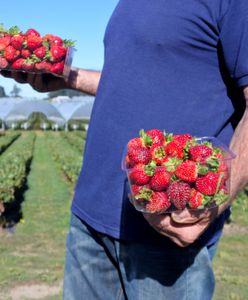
[5,100,65,125]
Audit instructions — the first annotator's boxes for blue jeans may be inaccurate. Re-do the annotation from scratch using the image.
[63,213,217,300]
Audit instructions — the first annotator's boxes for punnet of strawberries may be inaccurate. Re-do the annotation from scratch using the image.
[123,129,235,214]
[0,24,75,77]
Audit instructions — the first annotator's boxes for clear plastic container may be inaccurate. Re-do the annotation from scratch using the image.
[122,136,235,214]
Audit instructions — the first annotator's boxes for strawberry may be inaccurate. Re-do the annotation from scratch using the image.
[0,57,8,68]
[189,144,213,164]
[0,35,11,50]
[25,28,40,37]
[124,155,136,169]
[146,192,171,213]
[34,60,52,73]
[26,35,43,50]
[4,45,19,62]
[146,129,165,146]
[10,34,24,50]
[150,168,171,191]
[50,35,64,46]
[22,58,35,71]
[11,58,25,70]
[165,140,184,158]
[168,181,191,209]
[128,163,155,185]
[128,146,152,165]
[150,145,167,165]
[21,49,31,58]
[33,46,47,59]
[50,45,67,62]
[175,160,198,183]
[195,172,225,196]
[217,160,229,181]
[127,137,143,151]
[51,61,65,75]
[35,61,52,72]
[189,189,203,208]
[173,133,193,146]
[132,185,152,206]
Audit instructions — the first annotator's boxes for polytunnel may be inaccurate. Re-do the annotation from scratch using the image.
[5,100,65,126]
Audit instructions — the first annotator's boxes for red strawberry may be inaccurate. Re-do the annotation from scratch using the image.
[150,168,171,191]
[168,181,191,209]
[128,164,152,185]
[0,35,11,50]
[124,155,136,169]
[166,140,184,158]
[33,46,47,59]
[189,145,213,164]
[22,58,35,71]
[10,34,24,50]
[174,133,193,146]
[50,45,67,62]
[26,35,43,50]
[43,33,54,42]
[217,160,229,181]
[195,172,224,196]
[146,191,171,213]
[189,189,203,208]
[4,45,19,62]
[128,146,152,165]
[11,58,25,70]
[0,57,8,68]
[50,35,63,46]
[21,49,31,58]
[35,61,52,72]
[51,61,65,75]
[150,145,167,165]
[127,137,143,151]
[25,28,40,37]
[175,160,198,183]
[146,129,165,146]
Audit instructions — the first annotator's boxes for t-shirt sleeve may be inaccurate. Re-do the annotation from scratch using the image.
[219,0,248,87]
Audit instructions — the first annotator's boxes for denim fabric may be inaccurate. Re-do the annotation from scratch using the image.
[63,213,216,300]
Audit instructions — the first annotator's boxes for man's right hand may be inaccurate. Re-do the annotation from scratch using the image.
[0,67,101,96]
[0,69,68,93]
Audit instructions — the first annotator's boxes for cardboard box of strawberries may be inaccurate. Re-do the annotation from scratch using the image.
[0,24,75,77]
[122,129,235,214]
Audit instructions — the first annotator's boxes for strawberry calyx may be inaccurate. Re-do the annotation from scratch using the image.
[144,160,157,176]
[8,26,21,36]
[139,129,153,147]
[134,187,153,201]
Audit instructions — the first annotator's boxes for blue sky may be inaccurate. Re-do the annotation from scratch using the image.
[0,0,118,98]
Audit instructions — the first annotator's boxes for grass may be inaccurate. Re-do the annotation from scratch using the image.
[0,132,72,296]
[213,190,248,300]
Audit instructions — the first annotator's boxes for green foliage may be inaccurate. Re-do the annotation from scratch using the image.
[0,132,20,155]
[0,133,35,203]
[60,131,85,153]
[45,133,83,183]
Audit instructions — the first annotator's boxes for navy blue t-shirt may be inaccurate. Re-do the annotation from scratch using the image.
[72,0,248,246]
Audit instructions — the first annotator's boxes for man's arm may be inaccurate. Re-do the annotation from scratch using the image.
[144,86,248,247]
[0,67,101,96]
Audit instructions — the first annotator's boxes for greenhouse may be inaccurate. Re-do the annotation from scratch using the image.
[4,100,65,127]
[0,96,95,130]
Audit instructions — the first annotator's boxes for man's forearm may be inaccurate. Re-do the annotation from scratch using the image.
[66,67,101,96]
[229,87,248,199]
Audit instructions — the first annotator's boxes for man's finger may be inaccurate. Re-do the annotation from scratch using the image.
[171,207,216,224]
[0,70,12,78]
[12,71,28,84]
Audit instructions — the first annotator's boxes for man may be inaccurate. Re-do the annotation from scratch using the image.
[1,0,248,299]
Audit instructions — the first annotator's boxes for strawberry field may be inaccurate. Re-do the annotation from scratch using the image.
[0,131,247,299]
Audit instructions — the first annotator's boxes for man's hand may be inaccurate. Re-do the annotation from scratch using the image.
[0,70,68,92]
[0,67,101,95]
[143,207,218,247]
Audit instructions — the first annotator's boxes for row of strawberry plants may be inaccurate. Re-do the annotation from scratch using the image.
[60,132,85,153]
[45,133,83,184]
[0,133,36,203]
[0,132,21,155]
